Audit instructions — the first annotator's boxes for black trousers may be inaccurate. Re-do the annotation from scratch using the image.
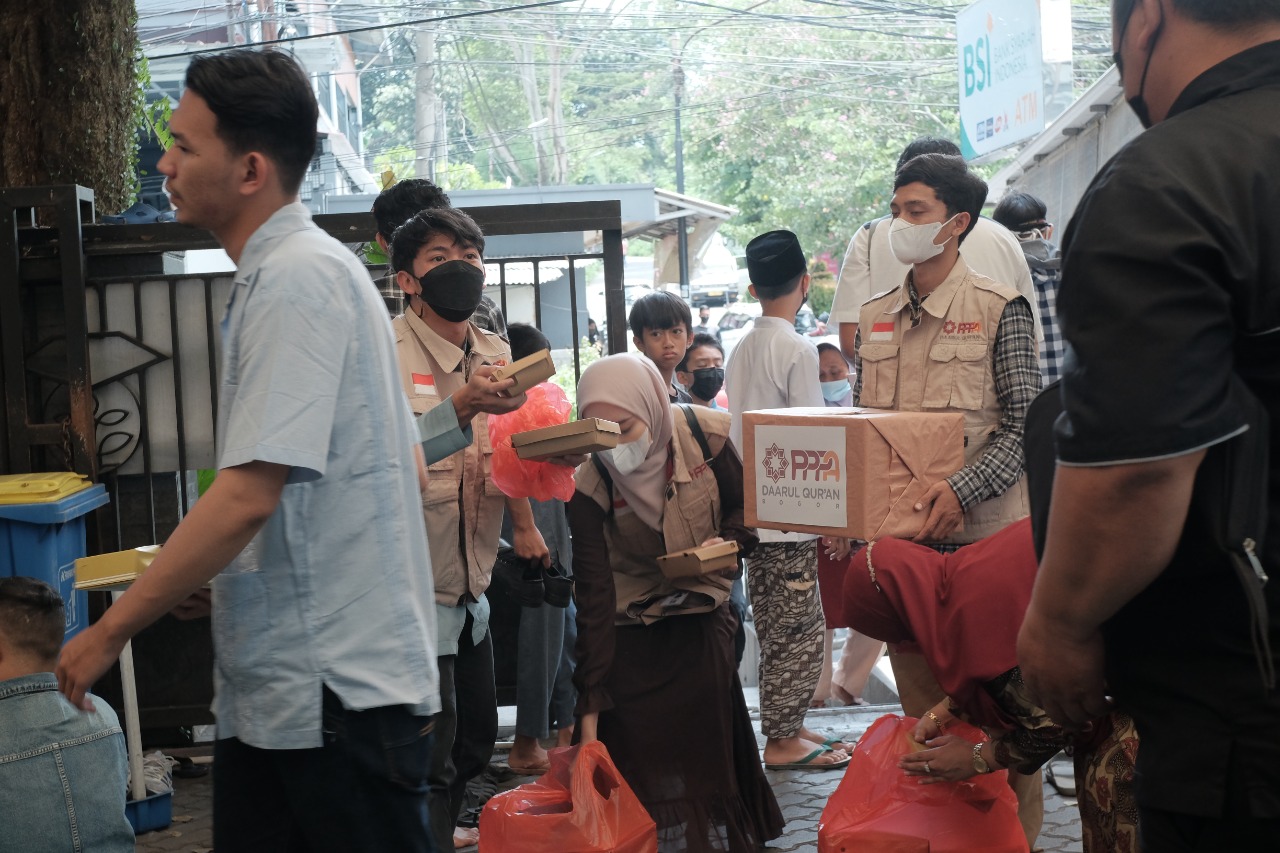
[428,611,498,851]
[213,686,435,853]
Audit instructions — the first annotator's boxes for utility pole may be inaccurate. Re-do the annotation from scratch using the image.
[670,5,767,298]
[672,34,690,298]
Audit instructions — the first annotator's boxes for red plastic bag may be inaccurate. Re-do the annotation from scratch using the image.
[818,714,1027,853]
[479,741,657,853]
[487,381,576,502]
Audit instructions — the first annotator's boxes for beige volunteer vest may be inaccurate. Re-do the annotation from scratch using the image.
[574,405,735,625]
[857,259,1030,544]
[393,312,509,605]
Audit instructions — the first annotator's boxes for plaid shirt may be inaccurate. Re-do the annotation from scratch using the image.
[852,286,1041,514]
[1019,238,1066,383]
[1036,270,1066,383]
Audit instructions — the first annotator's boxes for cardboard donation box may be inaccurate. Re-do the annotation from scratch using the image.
[657,540,739,579]
[493,349,556,395]
[512,419,621,461]
[743,408,965,540]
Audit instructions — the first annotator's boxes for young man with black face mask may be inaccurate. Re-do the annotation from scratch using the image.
[372,180,529,469]
[390,207,550,852]
[675,332,725,409]
[1019,2,1280,848]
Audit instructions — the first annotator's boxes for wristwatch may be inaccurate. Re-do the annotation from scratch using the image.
[972,742,992,774]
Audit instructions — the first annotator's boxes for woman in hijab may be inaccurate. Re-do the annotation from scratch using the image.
[842,518,1139,853]
[570,353,784,852]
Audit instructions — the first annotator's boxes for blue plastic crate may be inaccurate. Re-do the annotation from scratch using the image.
[125,790,173,834]
[0,483,109,640]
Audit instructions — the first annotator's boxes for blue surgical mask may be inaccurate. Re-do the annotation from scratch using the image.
[821,378,851,403]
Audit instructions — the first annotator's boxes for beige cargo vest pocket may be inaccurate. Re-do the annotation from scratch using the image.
[922,343,987,411]
[423,455,458,507]
[475,416,506,497]
[858,343,900,408]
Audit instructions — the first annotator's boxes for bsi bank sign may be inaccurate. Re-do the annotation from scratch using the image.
[957,0,1072,160]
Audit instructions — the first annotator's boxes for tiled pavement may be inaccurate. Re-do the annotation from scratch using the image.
[136,699,1083,852]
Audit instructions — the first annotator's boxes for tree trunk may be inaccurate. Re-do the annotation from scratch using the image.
[514,40,547,185]
[414,25,438,180]
[0,1,138,215]
[546,40,567,185]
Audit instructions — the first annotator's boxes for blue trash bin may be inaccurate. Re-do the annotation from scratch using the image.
[0,475,110,641]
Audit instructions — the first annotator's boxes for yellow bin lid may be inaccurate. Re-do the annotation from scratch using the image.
[0,473,93,505]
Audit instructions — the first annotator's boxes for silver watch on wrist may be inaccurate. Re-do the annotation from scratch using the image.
[972,741,992,774]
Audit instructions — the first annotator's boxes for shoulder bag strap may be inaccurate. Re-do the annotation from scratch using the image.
[677,403,714,465]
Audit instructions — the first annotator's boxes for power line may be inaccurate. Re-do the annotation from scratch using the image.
[146,0,583,59]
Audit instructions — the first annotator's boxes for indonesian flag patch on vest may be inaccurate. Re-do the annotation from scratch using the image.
[411,372,437,396]
[869,321,895,341]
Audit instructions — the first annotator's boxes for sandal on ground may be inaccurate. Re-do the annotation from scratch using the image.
[1045,754,1077,798]
[453,826,479,850]
[507,756,551,776]
[831,683,869,706]
[764,745,851,771]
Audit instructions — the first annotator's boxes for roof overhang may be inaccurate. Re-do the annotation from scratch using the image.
[621,188,737,241]
[985,66,1124,203]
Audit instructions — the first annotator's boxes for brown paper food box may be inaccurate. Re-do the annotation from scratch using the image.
[492,349,556,395]
[511,418,621,461]
[743,407,965,540]
[75,545,161,591]
[656,540,740,580]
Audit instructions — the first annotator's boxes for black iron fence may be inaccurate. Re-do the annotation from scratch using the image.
[1,184,624,728]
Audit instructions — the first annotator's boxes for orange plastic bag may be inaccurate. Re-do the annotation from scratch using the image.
[818,714,1027,853]
[487,381,576,502]
[479,741,657,853]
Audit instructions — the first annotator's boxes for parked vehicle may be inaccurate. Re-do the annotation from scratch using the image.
[718,303,836,361]
[689,272,739,308]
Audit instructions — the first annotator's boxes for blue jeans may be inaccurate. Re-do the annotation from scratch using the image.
[514,598,579,738]
[551,600,578,731]
[213,686,435,853]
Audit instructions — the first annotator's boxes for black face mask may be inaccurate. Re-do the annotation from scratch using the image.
[688,366,725,401]
[413,260,485,323]
[1112,2,1162,129]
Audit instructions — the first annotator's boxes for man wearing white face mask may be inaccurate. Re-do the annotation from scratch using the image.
[829,136,1040,360]
[852,153,1044,848]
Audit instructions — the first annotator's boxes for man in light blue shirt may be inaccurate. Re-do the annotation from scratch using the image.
[57,50,439,852]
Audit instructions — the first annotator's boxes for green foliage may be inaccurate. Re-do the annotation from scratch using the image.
[355,0,1116,263]
[438,162,507,191]
[136,53,172,150]
[552,339,603,419]
[684,5,959,260]
[130,49,172,206]
[807,280,835,317]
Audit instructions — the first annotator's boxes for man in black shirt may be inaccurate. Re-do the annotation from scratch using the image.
[1018,1,1280,848]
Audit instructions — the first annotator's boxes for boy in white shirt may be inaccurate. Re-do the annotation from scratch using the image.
[724,230,850,770]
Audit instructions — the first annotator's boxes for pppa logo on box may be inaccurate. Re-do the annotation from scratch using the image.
[762,441,840,484]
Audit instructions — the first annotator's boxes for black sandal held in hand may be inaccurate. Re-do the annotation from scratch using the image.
[493,542,543,607]
[542,560,573,608]
[493,543,573,608]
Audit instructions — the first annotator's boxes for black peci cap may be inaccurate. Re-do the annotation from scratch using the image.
[746,230,806,292]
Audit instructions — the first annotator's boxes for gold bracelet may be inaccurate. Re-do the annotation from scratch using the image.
[925,710,946,731]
